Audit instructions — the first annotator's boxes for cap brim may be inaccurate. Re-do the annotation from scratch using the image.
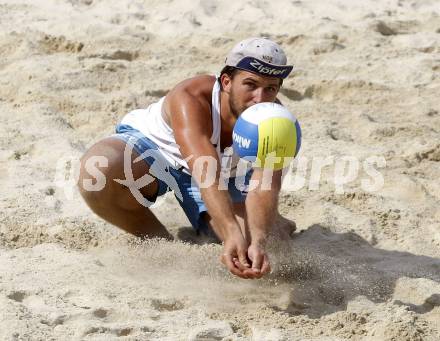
[231,57,293,79]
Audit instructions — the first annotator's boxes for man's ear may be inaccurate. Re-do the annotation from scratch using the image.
[220,73,232,93]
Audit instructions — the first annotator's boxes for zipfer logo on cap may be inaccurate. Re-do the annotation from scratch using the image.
[249,59,287,76]
[235,57,293,79]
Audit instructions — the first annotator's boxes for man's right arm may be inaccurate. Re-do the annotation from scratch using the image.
[163,81,253,278]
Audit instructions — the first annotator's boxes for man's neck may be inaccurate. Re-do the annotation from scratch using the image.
[219,91,237,133]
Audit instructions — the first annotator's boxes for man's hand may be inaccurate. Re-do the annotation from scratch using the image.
[220,232,255,279]
[244,243,271,279]
[225,242,271,279]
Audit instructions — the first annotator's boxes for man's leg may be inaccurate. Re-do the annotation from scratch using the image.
[274,214,297,237]
[78,137,173,240]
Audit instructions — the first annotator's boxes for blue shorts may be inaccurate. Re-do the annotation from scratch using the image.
[113,124,252,233]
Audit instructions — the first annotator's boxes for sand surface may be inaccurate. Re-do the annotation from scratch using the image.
[1,0,440,340]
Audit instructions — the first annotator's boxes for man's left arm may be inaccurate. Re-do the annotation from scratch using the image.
[243,168,283,276]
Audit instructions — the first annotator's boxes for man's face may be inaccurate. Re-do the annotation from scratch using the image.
[225,70,281,117]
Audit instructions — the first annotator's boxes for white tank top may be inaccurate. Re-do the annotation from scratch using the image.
[120,79,239,176]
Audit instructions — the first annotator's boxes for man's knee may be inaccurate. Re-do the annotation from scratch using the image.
[78,137,158,211]
[78,139,125,205]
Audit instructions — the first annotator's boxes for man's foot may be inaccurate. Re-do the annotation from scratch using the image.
[176,226,220,245]
[273,214,297,239]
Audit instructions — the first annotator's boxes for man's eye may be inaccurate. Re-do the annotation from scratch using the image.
[245,83,256,89]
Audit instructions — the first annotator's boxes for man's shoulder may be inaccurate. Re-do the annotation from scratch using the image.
[171,74,217,99]
[162,75,217,129]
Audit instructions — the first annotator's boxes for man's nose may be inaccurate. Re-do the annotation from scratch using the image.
[252,88,265,104]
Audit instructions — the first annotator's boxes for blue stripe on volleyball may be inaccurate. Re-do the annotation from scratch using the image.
[294,120,302,156]
[232,117,259,159]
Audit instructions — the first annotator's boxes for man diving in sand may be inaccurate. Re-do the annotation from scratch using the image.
[78,37,297,279]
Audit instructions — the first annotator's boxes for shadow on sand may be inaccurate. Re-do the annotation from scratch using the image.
[268,224,440,318]
[175,223,440,319]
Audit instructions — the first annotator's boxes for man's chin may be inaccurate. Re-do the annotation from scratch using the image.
[231,108,241,118]
[236,106,250,117]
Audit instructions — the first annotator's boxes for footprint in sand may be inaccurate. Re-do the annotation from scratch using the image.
[150,298,185,312]
[38,34,84,54]
[92,308,109,319]
[84,326,133,337]
[7,290,27,302]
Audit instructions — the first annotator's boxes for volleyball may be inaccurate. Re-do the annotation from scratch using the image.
[232,102,301,170]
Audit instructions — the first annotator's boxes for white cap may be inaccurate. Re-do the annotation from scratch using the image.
[225,37,293,79]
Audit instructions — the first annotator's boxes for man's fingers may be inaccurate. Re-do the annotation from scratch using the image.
[237,250,250,268]
[233,258,264,279]
[251,252,263,273]
[221,253,235,269]
[234,258,256,278]
[260,254,271,275]
[221,254,249,279]
[233,258,248,271]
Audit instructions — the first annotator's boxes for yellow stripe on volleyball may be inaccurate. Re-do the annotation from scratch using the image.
[257,117,297,170]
